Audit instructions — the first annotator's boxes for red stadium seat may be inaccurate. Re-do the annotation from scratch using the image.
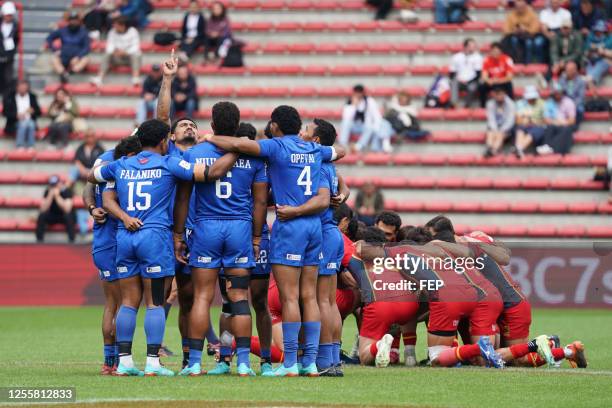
[329,65,355,75]
[550,178,580,190]
[409,177,437,188]
[378,177,409,188]
[422,43,448,53]
[580,180,605,190]
[207,86,235,97]
[291,86,317,97]
[509,201,539,213]
[587,226,612,238]
[368,43,394,53]
[302,22,327,32]
[493,178,521,189]
[99,84,127,96]
[568,202,598,214]
[35,150,64,162]
[409,65,438,75]
[481,201,510,213]
[419,154,446,166]
[452,201,481,212]
[527,225,558,237]
[390,153,417,165]
[424,201,453,212]
[354,21,379,31]
[235,86,262,97]
[498,225,528,237]
[464,178,493,189]
[247,22,273,31]
[0,172,20,184]
[447,154,476,166]
[429,131,457,143]
[522,177,550,189]
[470,225,500,237]
[558,225,587,238]
[288,43,314,53]
[262,87,289,97]
[339,154,360,165]
[597,202,612,214]
[539,202,568,213]
[396,201,424,212]
[302,65,328,75]
[394,43,420,53]
[0,218,17,230]
[4,197,35,208]
[561,154,590,167]
[436,177,463,189]
[362,153,392,165]
[573,131,600,143]
[6,150,35,161]
[21,172,51,184]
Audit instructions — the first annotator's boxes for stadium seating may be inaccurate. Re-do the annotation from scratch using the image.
[3,0,610,241]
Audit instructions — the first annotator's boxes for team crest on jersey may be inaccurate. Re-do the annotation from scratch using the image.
[179,160,191,170]
[138,158,149,164]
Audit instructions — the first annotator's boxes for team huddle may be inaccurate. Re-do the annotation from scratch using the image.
[84,52,587,378]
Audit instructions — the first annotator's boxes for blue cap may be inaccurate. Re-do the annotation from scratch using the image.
[48,175,59,185]
[593,20,607,33]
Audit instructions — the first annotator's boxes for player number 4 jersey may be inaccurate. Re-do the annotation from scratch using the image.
[257,135,336,209]
[94,150,195,230]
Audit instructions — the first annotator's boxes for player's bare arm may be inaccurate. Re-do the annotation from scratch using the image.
[83,182,107,224]
[172,180,192,264]
[156,49,178,127]
[251,181,268,260]
[204,134,261,157]
[201,151,239,181]
[102,189,143,232]
[276,187,330,221]
[331,173,350,208]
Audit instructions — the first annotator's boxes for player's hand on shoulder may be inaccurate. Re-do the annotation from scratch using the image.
[123,216,143,231]
[330,193,346,208]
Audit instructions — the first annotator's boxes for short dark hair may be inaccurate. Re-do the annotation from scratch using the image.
[236,122,257,140]
[362,226,387,244]
[375,211,402,231]
[463,38,475,47]
[424,215,456,242]
[270,105,302,135]
[398,226,433,245]
[333,203,353,224]
[263,121,273,139]
[347,218,359,241]
[212,101,240,136]
[313,118,337,146]
[136,119,170,148]
[113,15,128,26]
[171,117,198,134]
[353,84,365,93]
[491,42,503,51]
[114,135,142,160]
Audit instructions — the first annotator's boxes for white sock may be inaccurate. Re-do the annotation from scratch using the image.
[564,346,573,358]
[146,356,160,368]
[119,354,134,368]
[404,345,416,357]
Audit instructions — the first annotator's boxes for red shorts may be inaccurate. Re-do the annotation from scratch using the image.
[498,300,532,341]
[359,301,418,340]
[336,288,354,320]
[470,300,504,336]
[428,301,477,335]
[268,282,282,325]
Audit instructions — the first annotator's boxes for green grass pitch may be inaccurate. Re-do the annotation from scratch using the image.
[1,307,611,408]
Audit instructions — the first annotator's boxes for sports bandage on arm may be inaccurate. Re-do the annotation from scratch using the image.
[93,166,108,183]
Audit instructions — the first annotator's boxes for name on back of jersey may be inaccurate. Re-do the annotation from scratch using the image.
[119,169,163,180]
[291,154,315,164]
[195,157,253,169]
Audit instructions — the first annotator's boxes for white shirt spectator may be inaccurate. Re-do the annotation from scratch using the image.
[450,51,483,83]
[16,93,31,119]
[539,7,572,30]
[186,14,199,38]
[105,26,141,55]
[1,21,15,51]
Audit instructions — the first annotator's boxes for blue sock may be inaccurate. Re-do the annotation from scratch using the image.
[115,306,138,344]
[282,322,301,368]
[316,343,333,369]
[188,338,204,367]
[114,343,119,364]
[236,337,251,367]
[220,346,232,365]
[261,348,271,360]
[182,337,190,367]
[301,321,321,367]
[144,306,166,346]
[206,325,219,344]
[104,344,114,367]
[332,342,341,366]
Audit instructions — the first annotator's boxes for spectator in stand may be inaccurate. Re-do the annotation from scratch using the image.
[513,85,547,158]
[354,180,385,226]
[91,16,141,87]
[205,1,231,61]
[179,1,207,60]
[71,129,104,234]
[449,38,483,108]
[484,85,516,157]
[381,91,429,144]
[171,64,198,119]
[366,0,394,20]
[502,0,546,64]
[3,80,41,149]
[36,175,76,243]
[83,0,115,40]
[135,64,162,125]
[558,60,586,124]
[0,2,19,94]
[572,0,605,35]
[584,20,612,87]
[480,42,514,107]
[47,88,79,149]
[111,0,151,29]
[538,82,576,155]
[540,0,572,37]
[47,11,91,84]
[339,84,384,152]
[434,0,468,24]
[550,18,584,77]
